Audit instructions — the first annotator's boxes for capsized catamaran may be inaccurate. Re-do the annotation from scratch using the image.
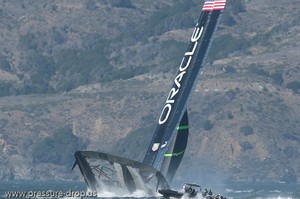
[73,0,226,196]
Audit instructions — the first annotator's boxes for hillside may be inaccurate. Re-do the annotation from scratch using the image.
[0,0,299,184]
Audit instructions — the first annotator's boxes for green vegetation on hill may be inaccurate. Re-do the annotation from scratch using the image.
[0,1,201,96]
[0,55,12,72]
[286,81,300,93]
[0,81,11,97]
[31,126,85,166]
[0,0,251,97]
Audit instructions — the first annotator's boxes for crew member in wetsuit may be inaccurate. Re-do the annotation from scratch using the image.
[203,189,208,197]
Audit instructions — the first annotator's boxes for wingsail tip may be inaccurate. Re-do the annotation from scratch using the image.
[71,160,77,170]
[72,151,82,170]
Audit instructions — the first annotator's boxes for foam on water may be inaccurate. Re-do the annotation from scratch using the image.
[233,189,254,193]
[270,190,282,193]
[96,189,153,198]
[256,197,293,199]
[253,196,294,199]
[181,195,204,199]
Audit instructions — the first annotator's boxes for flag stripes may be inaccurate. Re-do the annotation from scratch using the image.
[202,0,226,11]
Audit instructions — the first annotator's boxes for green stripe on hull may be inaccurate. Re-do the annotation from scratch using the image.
[176,125,189,130]
[164,151,185,157]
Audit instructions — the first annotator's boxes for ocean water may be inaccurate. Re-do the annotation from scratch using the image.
[0,180,299,199]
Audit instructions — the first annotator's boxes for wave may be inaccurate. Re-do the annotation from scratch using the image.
[255,197,293,199]
[225,189,234,193]
[233,189,254,193]
[270,190,282,193]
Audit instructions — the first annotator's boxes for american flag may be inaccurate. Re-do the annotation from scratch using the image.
[202,0,226,11]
